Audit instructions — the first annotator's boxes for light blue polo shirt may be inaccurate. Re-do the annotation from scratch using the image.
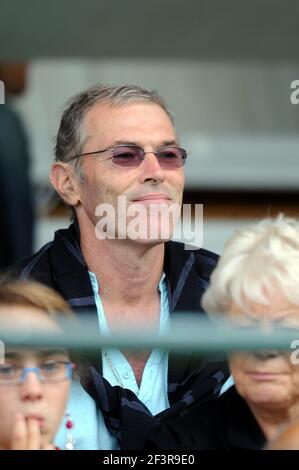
[55,271,170,450]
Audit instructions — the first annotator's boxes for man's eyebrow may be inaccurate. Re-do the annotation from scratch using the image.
[161,139,179,147]
[113,139,179,147]
[113,140,138,146]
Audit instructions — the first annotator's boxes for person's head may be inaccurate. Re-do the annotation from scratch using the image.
[51,84,186,245]
[202,216,299,413]
[0,280,73,449]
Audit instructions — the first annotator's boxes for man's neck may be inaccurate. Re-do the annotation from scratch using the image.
[79,225,165,307]
[78,217,166,381]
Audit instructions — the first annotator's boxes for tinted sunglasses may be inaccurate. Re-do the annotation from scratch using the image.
[70,144,187,169]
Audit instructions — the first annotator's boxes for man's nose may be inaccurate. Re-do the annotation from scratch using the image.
[253,349,280,360]
[138,152,166,184]
[20,371,43,401]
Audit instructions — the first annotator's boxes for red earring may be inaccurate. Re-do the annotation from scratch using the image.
[65,411,75,450]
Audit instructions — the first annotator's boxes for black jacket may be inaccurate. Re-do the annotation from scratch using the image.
[146,386,266,450]
[9,221,229,449]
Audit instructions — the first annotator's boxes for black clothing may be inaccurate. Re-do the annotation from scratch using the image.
[146,386,266,450]
[9,221,229,449]
[0,106,34,267]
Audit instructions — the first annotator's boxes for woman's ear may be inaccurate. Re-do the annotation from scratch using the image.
[50,162,81,207]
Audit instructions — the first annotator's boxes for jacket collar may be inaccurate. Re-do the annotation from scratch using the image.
[50,221,227,396]
[50,221,212,314]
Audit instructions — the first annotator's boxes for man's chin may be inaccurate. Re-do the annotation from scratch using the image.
[126,235,172,246]
[94,225,175,244]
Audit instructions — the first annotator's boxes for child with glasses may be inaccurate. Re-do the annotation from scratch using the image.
[0,280,75,450]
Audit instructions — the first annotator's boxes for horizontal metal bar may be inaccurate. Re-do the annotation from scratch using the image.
[1,314,299,353]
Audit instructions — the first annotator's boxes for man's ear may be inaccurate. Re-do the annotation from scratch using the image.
[50,162,81,207]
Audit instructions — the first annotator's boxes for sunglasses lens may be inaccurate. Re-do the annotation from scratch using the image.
[112,146,142,167]
[111,145,187,168]
[157,148,187,168]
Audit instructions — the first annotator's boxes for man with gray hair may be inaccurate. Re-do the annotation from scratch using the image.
[10,84,228,449]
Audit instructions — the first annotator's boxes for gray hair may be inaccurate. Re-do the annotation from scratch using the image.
[54,84,175,174]
[202,215,299,315]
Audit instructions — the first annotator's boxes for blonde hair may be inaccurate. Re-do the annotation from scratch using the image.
[0,280,72,317]
[202,215,299,315]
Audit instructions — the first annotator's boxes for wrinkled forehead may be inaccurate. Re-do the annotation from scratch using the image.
[82,101,176,149]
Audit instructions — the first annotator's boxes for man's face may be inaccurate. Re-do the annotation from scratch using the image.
[75,102,185,244]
